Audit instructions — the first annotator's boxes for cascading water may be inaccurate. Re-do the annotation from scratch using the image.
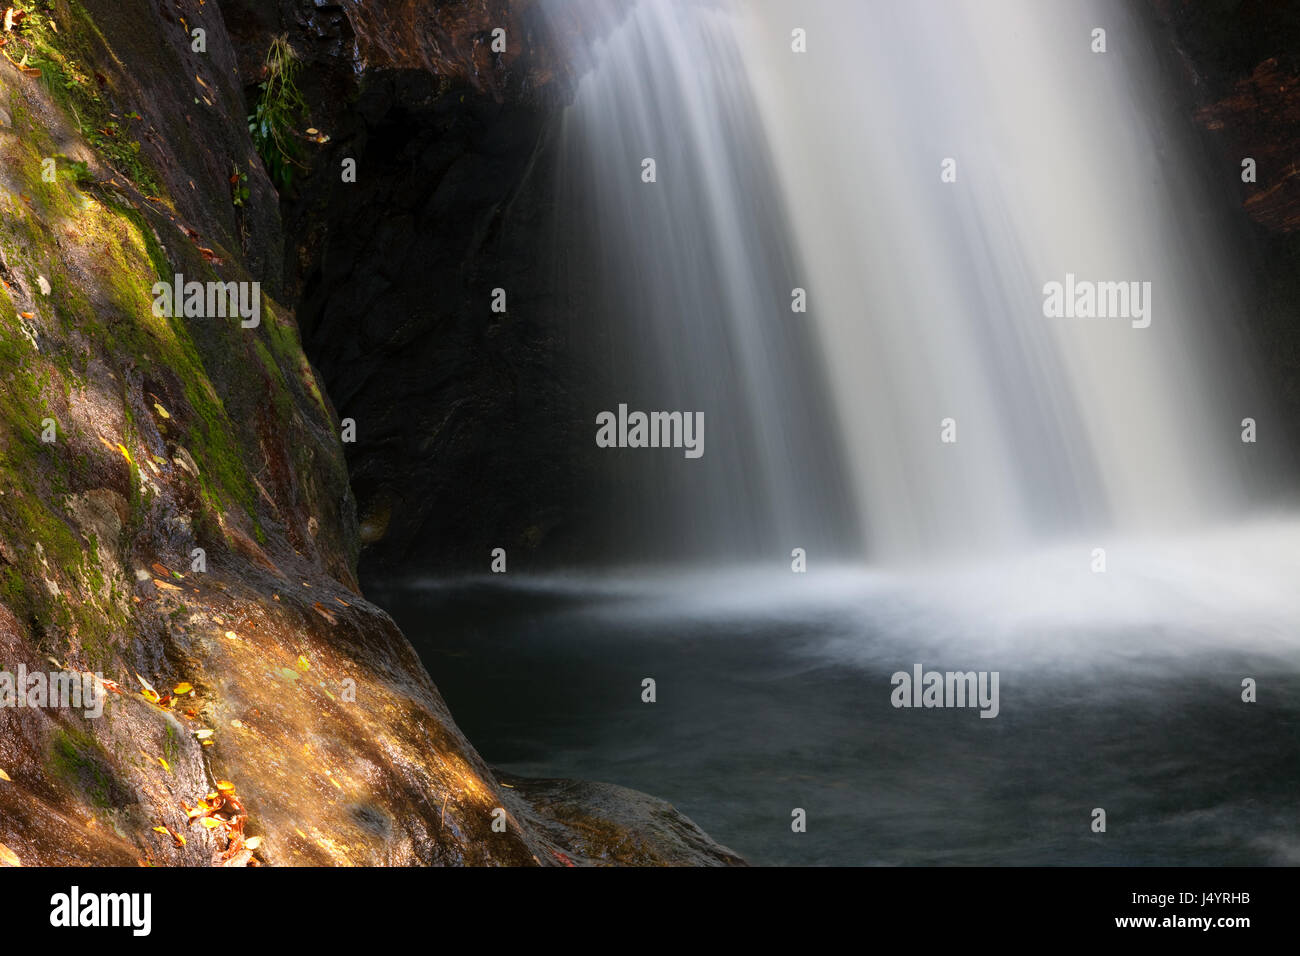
[551,0,858,563]
[390,0,1300,865]
[548,0,1272,565]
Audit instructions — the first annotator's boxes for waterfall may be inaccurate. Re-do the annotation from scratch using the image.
[548,0,1266,566]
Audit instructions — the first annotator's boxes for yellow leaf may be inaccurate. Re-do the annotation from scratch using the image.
[200,817,222,829]
[152,826,168,834]
[215,780,235,794]
[297,655,310,671]
[0,843,21,867]
[173,682,193,696]
[0,768,10,782]
[158,757,171,773]
[134,672,157,695]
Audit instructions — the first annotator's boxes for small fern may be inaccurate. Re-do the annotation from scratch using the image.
[248,36,307,191]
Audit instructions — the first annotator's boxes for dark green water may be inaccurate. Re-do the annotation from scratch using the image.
[370,566,1300,866]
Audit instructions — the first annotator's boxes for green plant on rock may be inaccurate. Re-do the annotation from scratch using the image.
[230,165,250,207]
[248,36,307,191]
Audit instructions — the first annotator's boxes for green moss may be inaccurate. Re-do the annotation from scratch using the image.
[9,0,161,192]
[50,727,114,808]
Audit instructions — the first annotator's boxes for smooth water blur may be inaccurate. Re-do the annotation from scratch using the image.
[742,0,1263,559]
[548,0,1271,564]
[377,519,1300,865]
[430,0,1300,863]
[551,0,856,561]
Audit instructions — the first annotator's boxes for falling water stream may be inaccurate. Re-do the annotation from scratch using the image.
[380,0,1300,864]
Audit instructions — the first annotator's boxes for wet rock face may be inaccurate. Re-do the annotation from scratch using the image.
[213,0,608,575]
[1195,57,1300,233]
[218,0,587,104]
[1150,0,1300,233]
[287,74,592,576]
[1146,1,1300,473]
[81,0,286,294]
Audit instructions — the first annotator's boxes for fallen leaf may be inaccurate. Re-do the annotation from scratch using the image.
[296,655,310,671]
[215,780,235,794]
[0,768,10,782]
[244,835,263,850]
[200,817,222,829]
[153,578,182,591]
[158,757,171,773]
[0,843,21,867]
[311,602,337,625]
[172,682,193,696]
[194,729,213,740]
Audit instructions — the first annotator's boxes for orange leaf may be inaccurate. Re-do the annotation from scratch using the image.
[311,603,337,625]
